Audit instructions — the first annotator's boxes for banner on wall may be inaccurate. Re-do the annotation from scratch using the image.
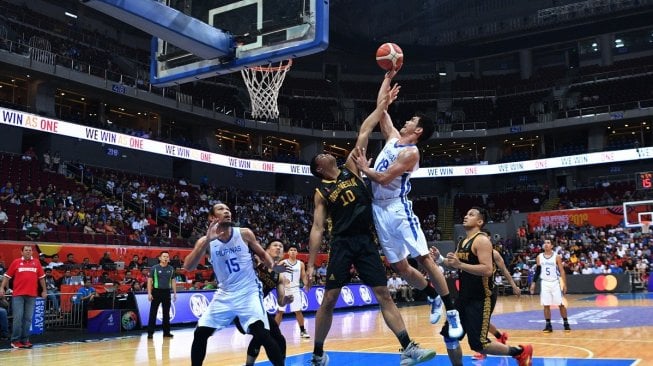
[135,284,378,327]
[527,206,624,230]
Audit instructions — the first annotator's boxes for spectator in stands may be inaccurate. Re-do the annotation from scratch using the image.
[64,253,77,268]
[59,269,75,286]
[387,273,401,301]
[0,294,8,341]
[44,268,61,314]
[81,257,94,270]
[104,219,119,235]
[74,279,97,327]
[189,280,204,290]
[21,147,37,161]
[47,254,65,269]
[0,182,14,202]
[0,205,8,239]
[100,272,115,285]
[128,255,141,270]
[99,252,115,270]
[131,281,144,292]
[122,272,136,286]
[316,262,327,284]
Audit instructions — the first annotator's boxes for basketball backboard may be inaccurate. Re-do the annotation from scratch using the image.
[152,0,328,86]
[622,200,653,228]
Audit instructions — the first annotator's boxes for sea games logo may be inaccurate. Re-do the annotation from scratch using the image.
[189,293,210,318]
[340,286,355,306]
[359,285,372,304]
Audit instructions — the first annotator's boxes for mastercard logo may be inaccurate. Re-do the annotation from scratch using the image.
[594,275,618,291]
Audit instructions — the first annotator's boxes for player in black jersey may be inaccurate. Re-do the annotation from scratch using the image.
[243,240,292,366]
[442,207,533,366]
[305,71,436,366]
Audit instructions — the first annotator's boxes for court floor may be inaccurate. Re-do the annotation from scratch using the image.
[0,293,651,365]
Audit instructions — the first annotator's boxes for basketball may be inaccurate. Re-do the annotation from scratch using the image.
[376,43,404,71]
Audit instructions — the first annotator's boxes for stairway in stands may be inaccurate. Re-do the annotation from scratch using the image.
[438,200,455,240]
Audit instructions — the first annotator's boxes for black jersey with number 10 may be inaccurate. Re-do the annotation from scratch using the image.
[315,167,374,237]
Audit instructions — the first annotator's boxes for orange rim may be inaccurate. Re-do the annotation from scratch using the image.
[250,59,293,72]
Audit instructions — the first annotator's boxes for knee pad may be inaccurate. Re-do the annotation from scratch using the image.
[248,346,261,358]
[194,326,215,340]
[444,337,459,350]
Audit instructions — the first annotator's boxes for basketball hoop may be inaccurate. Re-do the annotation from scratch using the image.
[642,221,650,235]
[241,59,292,120]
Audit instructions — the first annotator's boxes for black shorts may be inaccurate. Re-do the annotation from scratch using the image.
[440,296,492,352]
[325,233,387,290]
[490,288,498,314]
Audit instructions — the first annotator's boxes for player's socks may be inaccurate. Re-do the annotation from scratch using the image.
[396,330,411,349]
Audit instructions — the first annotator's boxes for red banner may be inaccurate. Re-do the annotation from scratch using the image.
[0,242,328,271]
[527,206,624,230]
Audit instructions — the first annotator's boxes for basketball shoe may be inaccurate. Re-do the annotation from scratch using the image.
[300,330,311,339]
[427,296,442,324]
[400,341,436,366]
[564,323,571,332]
[542,324,553,333]
[311,353,329,366]
[473,331,508,359]
[446,309,464,338]
[513,344,533,366]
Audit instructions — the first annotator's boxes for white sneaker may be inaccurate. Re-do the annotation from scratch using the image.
[446,309,463,338]
[427,296,442,324]
[311,353,329,366]
[300,330,311,339]
[400,341,437,366]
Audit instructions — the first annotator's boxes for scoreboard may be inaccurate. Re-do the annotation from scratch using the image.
[637,172,653,190]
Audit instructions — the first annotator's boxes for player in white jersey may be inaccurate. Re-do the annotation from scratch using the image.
[530,238,571,332]
[353,81,462,339]
[275,245,310,338]
[183,203,288,366]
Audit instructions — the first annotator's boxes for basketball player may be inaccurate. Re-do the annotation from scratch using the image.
[306,71,436,366]
[529,238,571,332]
[442,207,533,366]
[244,240,292,366]
[353,88,461,337]
[275,245,310,338]
[430,244,517,361]
[183,203,287,366]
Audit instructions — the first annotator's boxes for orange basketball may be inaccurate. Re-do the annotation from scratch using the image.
[376,43,404,71]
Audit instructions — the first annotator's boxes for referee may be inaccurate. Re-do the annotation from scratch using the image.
[147,251,177,339]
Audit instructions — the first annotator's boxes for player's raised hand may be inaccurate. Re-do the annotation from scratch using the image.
[353,146,373,170]
[273,262,292,274]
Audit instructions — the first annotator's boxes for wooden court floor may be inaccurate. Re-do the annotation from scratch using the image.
[0,293,651,365]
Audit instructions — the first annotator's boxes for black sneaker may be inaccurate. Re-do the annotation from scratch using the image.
[163,333,174,338]
[147,333,153,339]
[542,325,553,333]
[564,323,571,332]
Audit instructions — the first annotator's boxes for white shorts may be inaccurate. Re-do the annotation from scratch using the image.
[198,288,269,333]
[372,198,428,264]
[540,280,563,306]
[278,287,304,313]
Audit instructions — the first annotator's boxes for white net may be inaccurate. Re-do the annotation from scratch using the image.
[241,59,292,120]
[642,221,650,234]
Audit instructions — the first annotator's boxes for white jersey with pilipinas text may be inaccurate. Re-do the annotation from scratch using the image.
[208,228,260,293]
[371,138,419,200]
[282,260,302,290]
[537,252,560,282]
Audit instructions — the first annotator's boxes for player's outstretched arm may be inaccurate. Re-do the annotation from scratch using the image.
[306,192,327,291]
[354,146,418,186]
[183,236,209,271]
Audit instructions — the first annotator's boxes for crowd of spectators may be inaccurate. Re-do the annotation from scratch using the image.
[0,0,651,169]
[499,223,650,292]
